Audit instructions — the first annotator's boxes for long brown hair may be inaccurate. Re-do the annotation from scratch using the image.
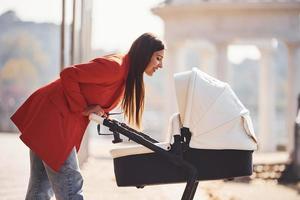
[122,33,165,128]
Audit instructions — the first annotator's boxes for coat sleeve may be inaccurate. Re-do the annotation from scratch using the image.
[60,58,119,113]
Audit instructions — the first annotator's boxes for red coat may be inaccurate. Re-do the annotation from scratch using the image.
[11,54,129,171]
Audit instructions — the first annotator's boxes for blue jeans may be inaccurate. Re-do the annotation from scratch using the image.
[25,148,84,200]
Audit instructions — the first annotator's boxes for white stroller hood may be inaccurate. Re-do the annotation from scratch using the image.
[172,68,258,150]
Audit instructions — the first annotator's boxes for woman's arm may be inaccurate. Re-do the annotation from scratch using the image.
[60,58,119,113]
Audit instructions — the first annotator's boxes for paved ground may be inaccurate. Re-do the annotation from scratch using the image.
[1,133,299,200]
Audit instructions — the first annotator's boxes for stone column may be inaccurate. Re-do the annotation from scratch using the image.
[77,0,93,166]
[199,47,215,76]
[215,42,230,82]
[258,46,276,152]
[162,41,183,139]
[279,43,300,182]
[286,43,300,153]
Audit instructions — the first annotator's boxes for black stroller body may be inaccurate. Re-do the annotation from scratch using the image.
[101,118,253,200]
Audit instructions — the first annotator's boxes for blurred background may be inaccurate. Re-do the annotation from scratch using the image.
[0,0,300,199]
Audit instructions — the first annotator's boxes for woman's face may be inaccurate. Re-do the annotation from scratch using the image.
[144,49,164,76]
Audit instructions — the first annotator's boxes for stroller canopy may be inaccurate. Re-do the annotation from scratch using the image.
[173,68,257,150]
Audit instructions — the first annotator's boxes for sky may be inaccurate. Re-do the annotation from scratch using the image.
[92,0,165,51]
[0,0,260,64]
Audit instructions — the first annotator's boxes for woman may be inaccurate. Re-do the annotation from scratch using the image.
[11,32,165,200]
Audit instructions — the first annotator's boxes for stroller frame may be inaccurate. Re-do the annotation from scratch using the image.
[102,118,199,200]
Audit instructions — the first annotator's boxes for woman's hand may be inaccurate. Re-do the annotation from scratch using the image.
[82,105,107,117]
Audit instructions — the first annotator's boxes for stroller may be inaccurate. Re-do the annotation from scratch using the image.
[90,68,258,200]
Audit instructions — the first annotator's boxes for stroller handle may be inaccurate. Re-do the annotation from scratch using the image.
[89,113,105,124]
[89,113,123,143]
